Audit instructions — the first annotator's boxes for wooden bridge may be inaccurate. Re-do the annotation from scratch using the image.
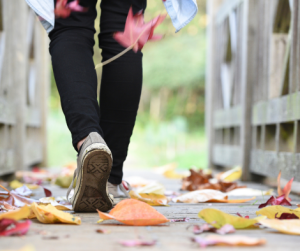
[206,0,300,183]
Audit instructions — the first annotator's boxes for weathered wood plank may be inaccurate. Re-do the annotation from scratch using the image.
[216,0,244,25]
[213,144,242,166]
[213,105,242,128]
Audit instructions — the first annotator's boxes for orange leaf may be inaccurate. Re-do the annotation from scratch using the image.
[97,199,169,226]
[277,171,293,201]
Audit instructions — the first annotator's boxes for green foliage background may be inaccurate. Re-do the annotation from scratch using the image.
[48,0,207,169]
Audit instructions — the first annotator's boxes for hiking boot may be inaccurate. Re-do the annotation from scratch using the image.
[67,132,114,212]
[108,181,131,203]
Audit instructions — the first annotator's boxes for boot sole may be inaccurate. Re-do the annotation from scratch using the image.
[73,149,113,212]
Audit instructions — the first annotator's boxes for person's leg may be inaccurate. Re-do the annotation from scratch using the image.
[49,0,102,151]
[49,0,114,212]
[98,0,147,185]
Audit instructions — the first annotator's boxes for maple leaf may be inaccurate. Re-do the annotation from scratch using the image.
[258,195,292,209]
[114,7,166,52]
[275,213,299,220]
[0,219,31,236]
[277,171,293,201]
[54,0,88,19]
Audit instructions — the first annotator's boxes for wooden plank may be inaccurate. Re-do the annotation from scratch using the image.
[26,106,41,127]
[0,149,14,176]
[213,144,242,166]
[216,0,244,25]
[252,92,300,125]
[0,98,15,124]
[250,149,300,181]
[213,105,242,128]
[25,141,43,166]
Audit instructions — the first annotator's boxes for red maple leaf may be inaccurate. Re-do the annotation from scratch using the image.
[54,0,88,19]
[114,7,166,52]
[258,195,292,208]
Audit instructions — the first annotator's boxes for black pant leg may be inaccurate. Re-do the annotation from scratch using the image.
[49,0,101,151]
[99,0,147,184]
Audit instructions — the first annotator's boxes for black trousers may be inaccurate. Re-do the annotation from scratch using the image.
[49,0,147,184]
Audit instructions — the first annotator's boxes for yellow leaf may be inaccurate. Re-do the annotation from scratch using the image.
[54,176,74,188]
[9,180,39,190]
[154,163,188,179]
[129,191,169,206]
[39,197,72,210]
[256,205,300,219]
[219,167,242,182]
[259,219,300,235]
[136,182,165,195]
[30,202,81,224]
[0,205,31,220]
[198,208,263,229]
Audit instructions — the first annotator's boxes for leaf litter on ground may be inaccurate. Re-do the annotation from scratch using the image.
[189,223,235,235]
[0,218,31,236]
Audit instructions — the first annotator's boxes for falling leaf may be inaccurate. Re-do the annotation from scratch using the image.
[256,205,300,219]
[173,189,255,204]
[129,191,169,206]
[192,235,266,247]
[54,0,88,18]
[0,205,31,221]
[259,219,300,235]
[119,239,156,247]
[277,171,293,201]
[0,219,31,236]
[30,203,81,224]
[198,208,264,229]
[114,7,166,52]
[136,182,165,195]
[97,199,169,226]
[191,223,235,235]
[258,195,292,208]
[96,229,111,234]
[39,197,72,210]
[226,188,273,196]
[217,167,242,182]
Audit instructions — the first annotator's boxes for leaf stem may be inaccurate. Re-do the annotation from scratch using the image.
[95,45,134,70]
[0,184,10,193]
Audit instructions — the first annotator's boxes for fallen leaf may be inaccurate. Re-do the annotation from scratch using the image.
[256,205,300,219]
[54,0,88,18]
[31,203,81,224]
[136,182,165,195]
[9,180,39,190]
[0,184,38,208]
[173,189,255,204]
[14,185,33,197]
[182,169,245,192]
[114,7,166,52]
[191,223,235,235]
[0,201,18,212]
[119,239,156,247]
[275,213,299,219]
[0,219,31,236]
[42,187,52,197]
[259,219,300,235]
[192,235,266,247]
[277,171,293,201]
[125,176,154,188]
[97,199,169,226]
[0,205,31,221]
[226,188,273,196]
[217,166,242,182]
[55,176,74,189]
[236,212,249,219]
[96,229,111,234]
[170,218,189,222]
[129,191,168,206]
[198,208,264,229]
[258,195,292,208]
[39,197,72,211]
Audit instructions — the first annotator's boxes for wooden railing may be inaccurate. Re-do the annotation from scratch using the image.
[206,0,300,182]
[0,1,49,175]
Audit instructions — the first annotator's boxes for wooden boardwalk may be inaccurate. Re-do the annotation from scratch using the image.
[1,170,300,251]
